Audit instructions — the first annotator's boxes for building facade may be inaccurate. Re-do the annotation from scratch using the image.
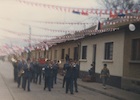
[26,22,140,93]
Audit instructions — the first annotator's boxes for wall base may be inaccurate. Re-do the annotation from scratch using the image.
[121,77,140,94]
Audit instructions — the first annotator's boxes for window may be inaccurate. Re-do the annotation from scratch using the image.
[38,52,40,58]
[74,47,78,60]
[132,38,140,60]
[68,48,70,56]
[54,50,57,59]
[61,49,65,59]
[82,46,87,59]
[104,42,113,60]
[50,50,52,60]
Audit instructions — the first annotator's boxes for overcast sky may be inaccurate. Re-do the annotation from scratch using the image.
[0,0,101,47]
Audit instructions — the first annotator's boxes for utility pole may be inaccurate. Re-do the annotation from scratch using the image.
[29,25,31,47]
[28,25,31,59]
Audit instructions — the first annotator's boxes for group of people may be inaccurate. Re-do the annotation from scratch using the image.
[12,56,80,94]
[62,60,79,94]
[12,55,110,94]
[12,57,59,92]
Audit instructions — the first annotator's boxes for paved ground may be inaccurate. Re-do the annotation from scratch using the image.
[0,61,118,100]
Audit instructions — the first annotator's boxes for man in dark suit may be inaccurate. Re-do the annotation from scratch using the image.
[44,60,53,91]
[53,60,59,84]
[65,60,74,94]
[62,61,69,88]
[17,58,26,88]
[23,58,33,91]
[72,60,79,93]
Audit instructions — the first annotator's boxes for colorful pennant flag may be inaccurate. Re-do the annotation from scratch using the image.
[72,10,88,16]
[72,10,80,15]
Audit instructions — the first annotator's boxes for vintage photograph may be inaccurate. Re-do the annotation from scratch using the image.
[0,0,140,100]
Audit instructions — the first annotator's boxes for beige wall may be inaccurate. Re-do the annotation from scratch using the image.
[123,29,140,78]
[48,41,78,68]
[80,30,125,77]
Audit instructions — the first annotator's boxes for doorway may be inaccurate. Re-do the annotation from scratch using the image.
[92,44,96,73]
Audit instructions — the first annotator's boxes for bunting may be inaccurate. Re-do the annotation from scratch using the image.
[18,0,139,16]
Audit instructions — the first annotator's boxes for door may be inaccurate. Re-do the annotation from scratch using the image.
[92,44,96,73]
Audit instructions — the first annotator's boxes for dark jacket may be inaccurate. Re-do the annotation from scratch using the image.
[73,64,79,79]
[65,64,73,78]
[44,64,53,77]
[24,63,33,78]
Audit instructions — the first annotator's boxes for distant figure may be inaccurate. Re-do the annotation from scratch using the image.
[52,60,59,84]
[100,64,110,89]
[44,60,54,91]
[72,60,79,93]
[88,62,95,81]
[62,61,69,88]
[12,58,18,82]
[65,54,69,62]
[17,58,26,88]
[23,59,33,91]
[65,60,74,94]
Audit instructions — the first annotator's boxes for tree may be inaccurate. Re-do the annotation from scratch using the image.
[97,0,136,10]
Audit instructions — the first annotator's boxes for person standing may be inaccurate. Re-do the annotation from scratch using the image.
[100,64,110,89]
[65,60,74,94]
[53,60,59,84]
[34,59,40,84]
[72,60,79,93]
[17,58,26,88]
[62,61,69,88]
[23,59,33,91]
[12,58,18,82]
[44,60,54,91]
[65,54,69,63]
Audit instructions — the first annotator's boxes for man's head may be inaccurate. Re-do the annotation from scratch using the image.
[104,64,107,68]
[27,58,31,63]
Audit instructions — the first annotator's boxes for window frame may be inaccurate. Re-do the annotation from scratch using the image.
[104,42,113,60]
[82,45,87,59]
[131,38,140,61]
[61,49,65,59]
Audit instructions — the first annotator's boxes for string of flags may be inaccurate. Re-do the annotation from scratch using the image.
[1,1,139,56]
[26,20,94,25]
[0,16,140,38]
[0,27,119,56]
[18,0,139,17]
[0,44,24,56]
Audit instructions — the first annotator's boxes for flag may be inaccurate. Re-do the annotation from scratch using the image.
[72,10,80,15]
[95,21,101,30]
[81,11,88,16]
[97,21,101,30]
[72,10,88,16]
[110,11,117,18]
[117,13,125,17]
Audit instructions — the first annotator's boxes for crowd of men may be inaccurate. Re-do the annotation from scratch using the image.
[12,57,80,94]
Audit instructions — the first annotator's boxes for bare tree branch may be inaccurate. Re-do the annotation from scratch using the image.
[97,0,136,10]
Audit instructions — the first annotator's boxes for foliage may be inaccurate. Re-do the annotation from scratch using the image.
[97,0,137,10]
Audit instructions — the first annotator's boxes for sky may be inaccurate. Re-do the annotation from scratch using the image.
[0,0,101,48]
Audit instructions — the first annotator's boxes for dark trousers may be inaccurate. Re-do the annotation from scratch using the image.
[31,72,35,83]
[53,73,57,84]
[44,76,52,91]
[23,77,31,91]
[17,76,21,87]
[35,73,39,83]
[62,76,66,88]
[66,77,73,93]
[102,77,108,86]
[73,78,78,91]
[39,73,42,84]
[22,76,25,88]
[14,70,18,82]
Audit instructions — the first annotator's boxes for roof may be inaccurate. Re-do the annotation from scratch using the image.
[34,13,140,49]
